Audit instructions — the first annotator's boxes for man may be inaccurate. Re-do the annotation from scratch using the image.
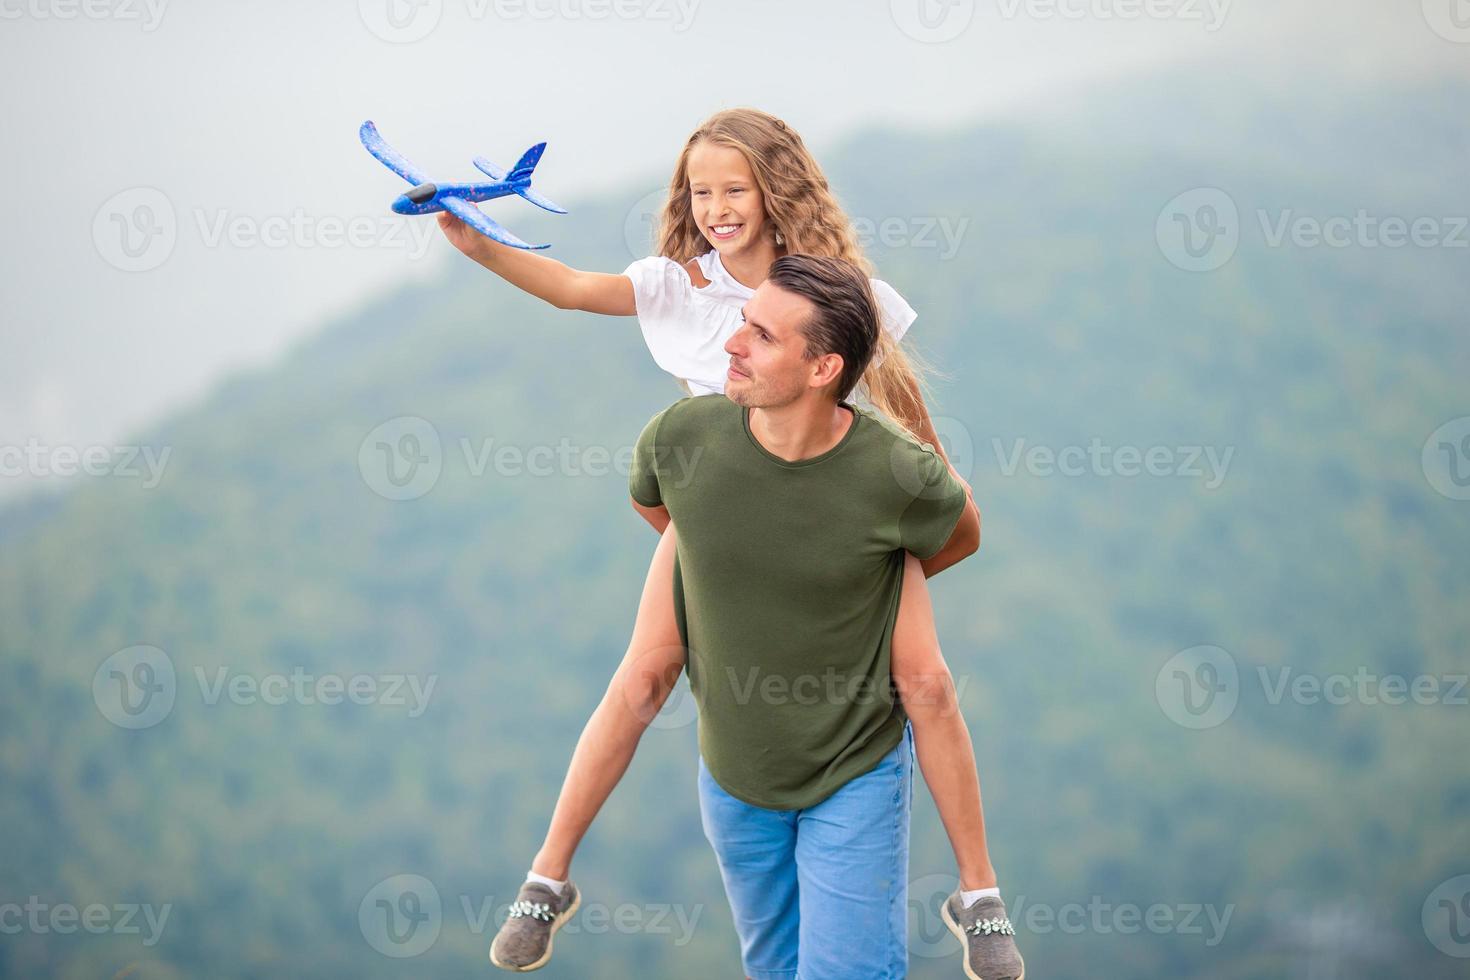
[491,255,1023,979]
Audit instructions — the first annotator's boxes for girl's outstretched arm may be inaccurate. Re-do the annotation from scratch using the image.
[438,212,636,315]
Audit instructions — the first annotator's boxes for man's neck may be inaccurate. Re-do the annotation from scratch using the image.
[747,397,854,463]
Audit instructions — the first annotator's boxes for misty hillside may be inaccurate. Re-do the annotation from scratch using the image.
[1,74,1467,979]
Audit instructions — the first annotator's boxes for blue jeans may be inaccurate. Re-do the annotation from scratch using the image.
[697,720,914,980]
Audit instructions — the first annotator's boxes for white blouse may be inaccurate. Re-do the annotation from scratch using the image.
[622,250,918,397]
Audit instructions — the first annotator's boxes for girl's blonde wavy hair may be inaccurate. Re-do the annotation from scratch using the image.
[653,107,936,444]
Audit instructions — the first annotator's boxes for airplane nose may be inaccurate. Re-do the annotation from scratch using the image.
[391,195,412,214]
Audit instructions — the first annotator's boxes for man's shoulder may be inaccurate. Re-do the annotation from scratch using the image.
[648,394,738,442]
[851,404,942,459]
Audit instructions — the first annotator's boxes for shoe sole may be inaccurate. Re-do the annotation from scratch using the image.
[940,899,1025,980]
[489,887,583,973]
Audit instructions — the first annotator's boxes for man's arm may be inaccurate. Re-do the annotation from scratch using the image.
[631,498,671,534]
[918,495,980,578]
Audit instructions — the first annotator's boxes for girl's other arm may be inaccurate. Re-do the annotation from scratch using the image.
[631,498,671,535]
[438,212,636,315]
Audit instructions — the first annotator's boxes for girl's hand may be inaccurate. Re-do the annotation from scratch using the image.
[437,211,490,262]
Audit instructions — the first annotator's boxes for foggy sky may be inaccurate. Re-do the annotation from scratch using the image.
[1,0,1464,502]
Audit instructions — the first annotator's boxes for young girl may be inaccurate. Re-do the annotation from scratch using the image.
[442,108,1022,979]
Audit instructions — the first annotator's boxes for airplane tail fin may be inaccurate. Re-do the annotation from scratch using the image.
[507,143,547,183]
[474,143,565,213]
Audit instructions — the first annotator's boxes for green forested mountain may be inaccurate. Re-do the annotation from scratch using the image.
[2,75,1467,979]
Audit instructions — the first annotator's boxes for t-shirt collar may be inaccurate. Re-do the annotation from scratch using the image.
[741,402,861,468]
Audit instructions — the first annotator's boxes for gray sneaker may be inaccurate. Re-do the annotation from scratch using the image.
[489,880,582,972]
[941,889,1025,980]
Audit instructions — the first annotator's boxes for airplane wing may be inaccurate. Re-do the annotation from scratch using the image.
[441,195,549,250]
[359,120,430,186]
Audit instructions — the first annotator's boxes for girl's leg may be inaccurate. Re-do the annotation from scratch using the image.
[530,523,686,879]
[889,552,999,890]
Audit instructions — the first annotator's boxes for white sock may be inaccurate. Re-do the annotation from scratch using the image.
[525,870,566,895]
[961,886,1001,909]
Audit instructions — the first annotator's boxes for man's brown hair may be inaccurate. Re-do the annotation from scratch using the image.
[766,254,880,402]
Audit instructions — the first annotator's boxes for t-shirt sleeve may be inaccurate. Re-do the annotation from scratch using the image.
[628,407,667,508]
[896,445,969,560]
[622,256,699,380]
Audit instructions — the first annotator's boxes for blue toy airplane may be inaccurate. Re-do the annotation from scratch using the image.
[360,120,566,250]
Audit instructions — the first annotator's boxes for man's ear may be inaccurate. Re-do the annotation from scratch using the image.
[807,351,845,392]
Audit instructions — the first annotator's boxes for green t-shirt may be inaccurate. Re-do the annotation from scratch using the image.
[630,395,968,809]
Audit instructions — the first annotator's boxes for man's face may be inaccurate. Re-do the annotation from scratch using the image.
[724,281,837,408]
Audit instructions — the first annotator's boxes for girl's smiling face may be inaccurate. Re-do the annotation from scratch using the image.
[687,140,771,259]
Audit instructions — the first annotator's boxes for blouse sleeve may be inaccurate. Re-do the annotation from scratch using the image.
[871,279,918,342]
[865,278,919,372]
[622,256,704,380]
